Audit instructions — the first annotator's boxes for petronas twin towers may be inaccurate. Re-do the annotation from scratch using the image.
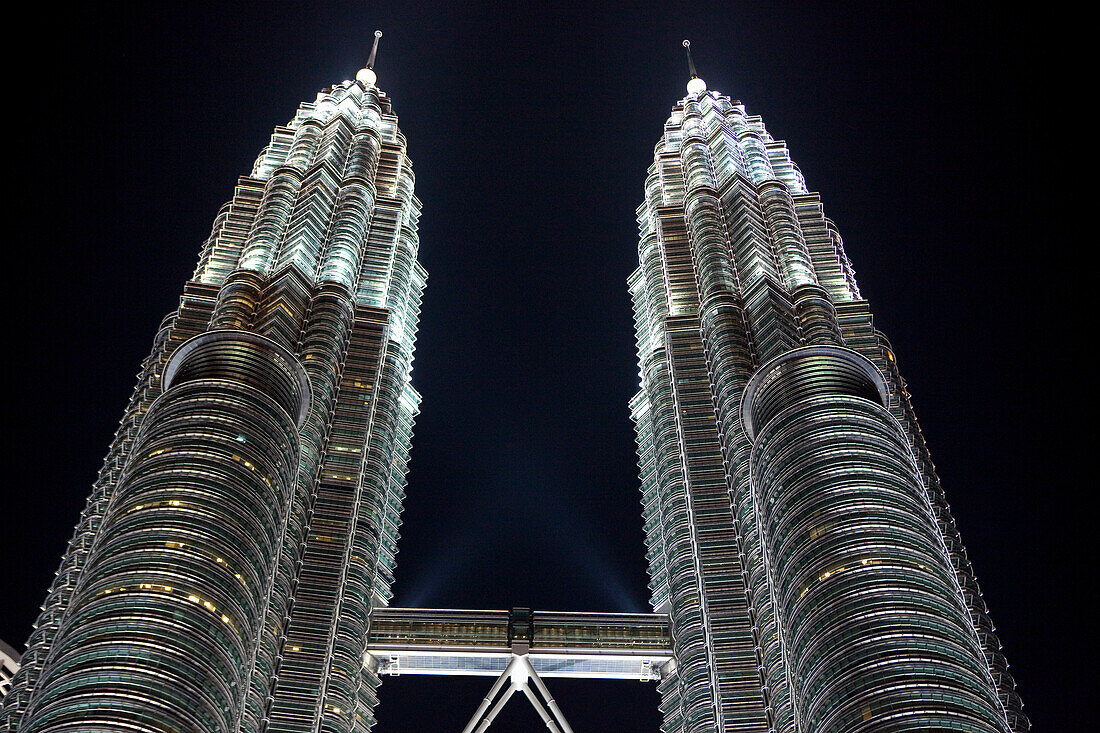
[1,37,1026,733]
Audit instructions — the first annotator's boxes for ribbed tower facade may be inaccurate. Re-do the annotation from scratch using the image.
[629,66,1027,732]
[1,50,425,733]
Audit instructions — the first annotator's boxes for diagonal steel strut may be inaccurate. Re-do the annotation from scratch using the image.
[461,654,575,733]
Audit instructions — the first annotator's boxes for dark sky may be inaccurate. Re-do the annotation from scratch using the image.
[3,2,1083,730]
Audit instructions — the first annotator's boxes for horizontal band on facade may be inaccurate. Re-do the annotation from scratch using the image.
[740,344,890,441]
[163,329,312,429]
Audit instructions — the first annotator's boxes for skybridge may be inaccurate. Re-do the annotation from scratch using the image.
[365,607,674,732]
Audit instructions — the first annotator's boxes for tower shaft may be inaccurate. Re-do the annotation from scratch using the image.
[631,84,1026,732]
[2,75,425,733]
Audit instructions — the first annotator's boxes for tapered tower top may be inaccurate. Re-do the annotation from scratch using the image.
[356,30,383,86]
[683,40,707,95]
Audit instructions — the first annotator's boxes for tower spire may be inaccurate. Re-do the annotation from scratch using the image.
[683,39,698,78]
[367,29,382,69]
[357,30,383,86]
[682,40,707,95]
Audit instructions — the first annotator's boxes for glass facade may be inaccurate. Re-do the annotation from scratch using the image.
[1,68,425,733]
[629,76,1027,732]
[0,640,18,700]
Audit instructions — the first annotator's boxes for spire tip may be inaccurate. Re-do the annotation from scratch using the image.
[366,30,383,69]
[682,39,706,95]
[683,39,698,78]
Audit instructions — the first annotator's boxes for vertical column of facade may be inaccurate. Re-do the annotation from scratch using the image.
[18,333,310,733]
[257,92,384,731]
[312,310,389,733]
[215,101,348,733]
[634,99,775,730]
[741,347,1009,732]
[681,102,774,731]
[0,275,224,731]
[642,347,717,733]
[632,191,715,730]
[340,325,422,732]
[633,92,799,733]
[262,83,425,733]
[664,319,764,732]
[629,247,674,633]
[258,93,379,732]
[263,300,384,733]
[708,110,802,730]
[351,104,427,620]
[251,284,353,732]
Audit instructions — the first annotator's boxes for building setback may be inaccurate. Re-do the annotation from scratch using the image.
[1,42,426,733]
[628,57,1027,732]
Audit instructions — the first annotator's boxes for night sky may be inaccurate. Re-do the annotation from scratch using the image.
[3,2,1083,730]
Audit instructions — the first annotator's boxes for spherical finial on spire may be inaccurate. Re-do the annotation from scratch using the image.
[683,39,707,95]
[356,67,378,86]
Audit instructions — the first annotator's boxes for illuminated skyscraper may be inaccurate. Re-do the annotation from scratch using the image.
[0,29,1030,733]
[628,45,1027,732]
[1,34,426,733]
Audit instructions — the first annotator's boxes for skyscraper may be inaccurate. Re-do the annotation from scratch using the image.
[628,48,1027,732]
[1,36,426,733]
[0,19,1034,726]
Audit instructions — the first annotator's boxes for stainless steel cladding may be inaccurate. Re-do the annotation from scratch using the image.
[3,63,426,733]
[743,347,1008,731]
[629,74,1025,732]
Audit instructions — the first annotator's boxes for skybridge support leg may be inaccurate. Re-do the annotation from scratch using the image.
[471,684,517,733]
[462,656,518,733]
[460,654,575,733]
[523,656,575,733]
[520,684,563,732]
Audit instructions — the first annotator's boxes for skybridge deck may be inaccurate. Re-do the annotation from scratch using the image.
[365,607,674,681]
